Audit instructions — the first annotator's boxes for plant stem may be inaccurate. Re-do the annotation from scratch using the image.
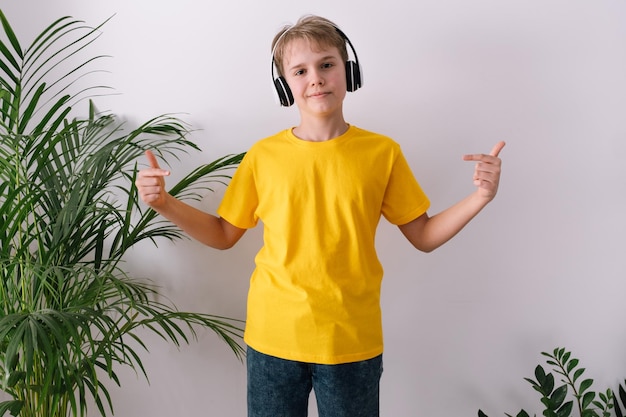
[551,353,583,417]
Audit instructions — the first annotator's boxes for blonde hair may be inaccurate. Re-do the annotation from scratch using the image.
[271,15,349,77]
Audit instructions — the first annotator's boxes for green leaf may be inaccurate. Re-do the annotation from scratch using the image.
[0,400,23,417]
[0,10,23,61]
[525,377,541,390]
[5,371,25,388]
[580,379,594,394]
[573,368,585,383]
[582,391,596,409]
[17,82,45,133]
[551,385,568,409]
[561,351,571,364]
[566,358,579,373]
[536,365,547,383]
[614,381,625,417]
[557,401,573,417]
[0,47,19,85]
[543,373,555,396]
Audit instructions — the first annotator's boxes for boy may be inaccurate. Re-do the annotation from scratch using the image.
[136,15,504,417]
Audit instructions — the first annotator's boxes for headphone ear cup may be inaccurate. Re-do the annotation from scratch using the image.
[274,76,294,106]
[345,60,362,92]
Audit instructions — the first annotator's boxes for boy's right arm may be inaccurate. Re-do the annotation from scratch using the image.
[135,150,246,250]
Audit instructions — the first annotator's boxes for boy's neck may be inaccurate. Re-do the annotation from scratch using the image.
[292,113,349,142]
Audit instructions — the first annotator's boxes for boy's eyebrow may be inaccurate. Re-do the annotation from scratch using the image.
[286,55,340,72]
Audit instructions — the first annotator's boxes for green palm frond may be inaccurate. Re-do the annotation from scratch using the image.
[0,11,245,417]
[615,380,626,417]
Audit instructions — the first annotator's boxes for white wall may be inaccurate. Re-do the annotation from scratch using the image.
[3,0,626,416]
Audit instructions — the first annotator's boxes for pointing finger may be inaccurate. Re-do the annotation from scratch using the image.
[143,150,170,176]
[489,141,506,157]
[145,150,161,169]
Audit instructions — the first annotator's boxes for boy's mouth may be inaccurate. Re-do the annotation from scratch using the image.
[308,91,329,98]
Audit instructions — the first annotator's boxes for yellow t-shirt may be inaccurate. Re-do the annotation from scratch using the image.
[217,125,430,364]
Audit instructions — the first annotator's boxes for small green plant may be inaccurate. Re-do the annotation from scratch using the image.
[479,348,618,417]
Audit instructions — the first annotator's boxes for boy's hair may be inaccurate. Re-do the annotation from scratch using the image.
[271,15,349,77]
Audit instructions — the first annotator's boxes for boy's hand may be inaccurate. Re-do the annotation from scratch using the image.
[462,141,505,201]
[136,150,171,207]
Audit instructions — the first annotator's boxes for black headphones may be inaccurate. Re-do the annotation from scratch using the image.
[271,26,363,107]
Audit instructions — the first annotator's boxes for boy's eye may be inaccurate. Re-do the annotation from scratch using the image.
[322,63,333,69]
[294,69,305,76]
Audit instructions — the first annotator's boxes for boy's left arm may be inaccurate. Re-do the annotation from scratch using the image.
[398,141,505,253]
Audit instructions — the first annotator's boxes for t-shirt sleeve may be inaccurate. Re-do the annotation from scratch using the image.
[381,150,430,225]
[217,153,259,229]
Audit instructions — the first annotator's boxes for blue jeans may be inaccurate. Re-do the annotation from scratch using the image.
[247,346,383,417]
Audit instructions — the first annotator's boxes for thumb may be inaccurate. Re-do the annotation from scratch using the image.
[145,150,161,169]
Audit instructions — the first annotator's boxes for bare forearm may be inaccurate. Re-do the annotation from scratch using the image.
[152,194,242,249]
[400,191,491,252]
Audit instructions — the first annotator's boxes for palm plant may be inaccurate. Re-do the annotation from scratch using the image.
[0,10,244,417]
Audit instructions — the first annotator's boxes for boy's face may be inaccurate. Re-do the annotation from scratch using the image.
[282,38,347,117]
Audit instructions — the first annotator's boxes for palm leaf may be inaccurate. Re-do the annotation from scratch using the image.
[615,380,626,417]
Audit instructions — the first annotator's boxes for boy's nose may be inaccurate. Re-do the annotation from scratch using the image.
[309,70,324,85]
[310,75,324,86]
